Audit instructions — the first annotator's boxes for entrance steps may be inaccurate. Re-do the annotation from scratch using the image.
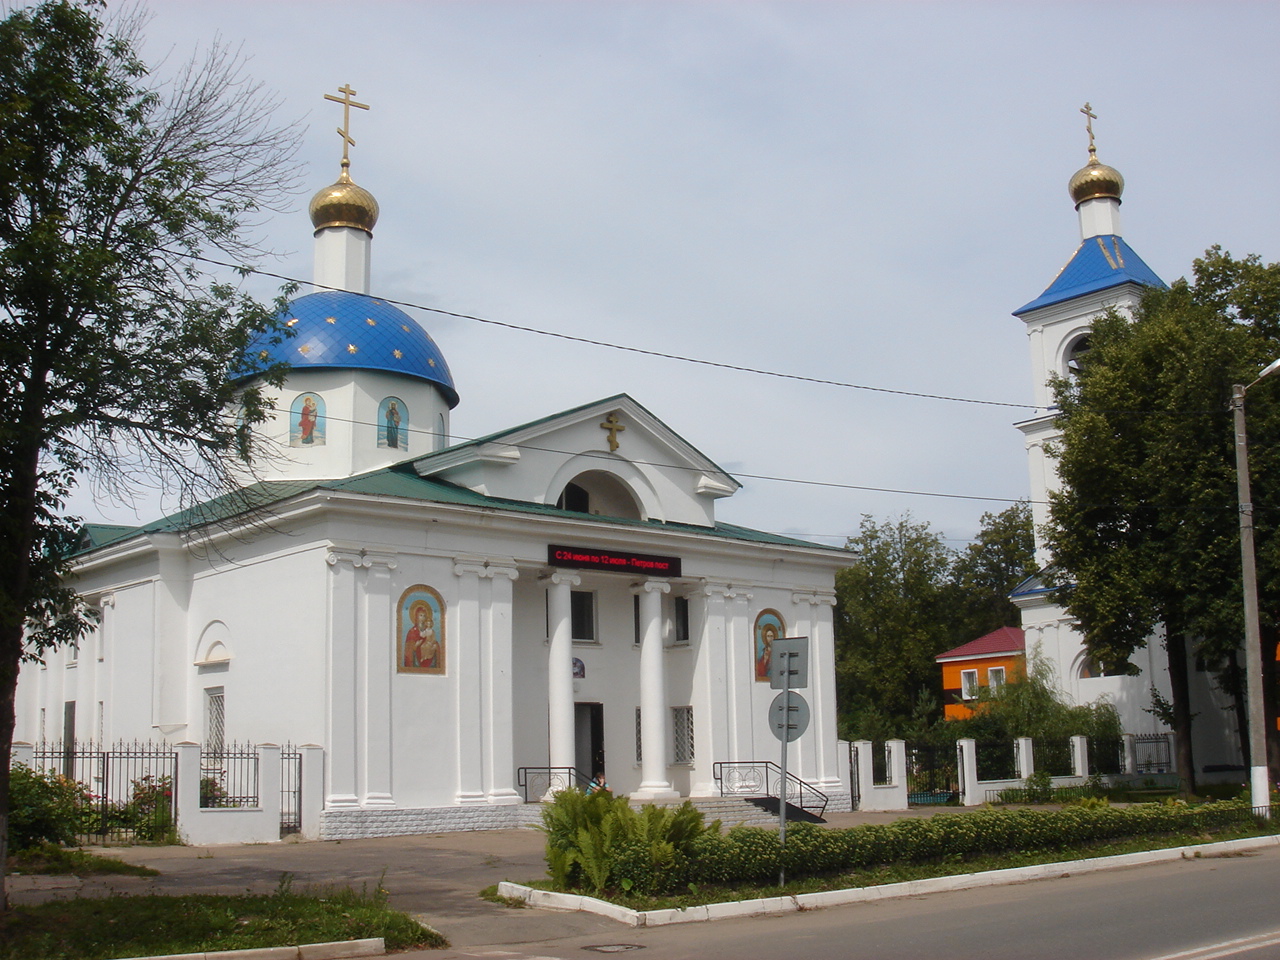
[629,795,780,827]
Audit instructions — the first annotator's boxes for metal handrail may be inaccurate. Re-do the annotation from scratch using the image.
[712,760,829,817]
[515,766,590,802]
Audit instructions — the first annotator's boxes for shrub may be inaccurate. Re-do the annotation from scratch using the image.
[540,790,718,896]
[7,764,93,851]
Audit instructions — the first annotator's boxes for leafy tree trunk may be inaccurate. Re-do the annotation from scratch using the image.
[1166,630,1197,796]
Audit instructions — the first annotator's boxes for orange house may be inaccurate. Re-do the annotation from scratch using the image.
[936,626,1026,721]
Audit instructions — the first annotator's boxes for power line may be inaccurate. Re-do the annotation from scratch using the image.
[193,253,1038,411]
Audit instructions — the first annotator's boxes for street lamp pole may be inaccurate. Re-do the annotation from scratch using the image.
[1231,357,1280,818]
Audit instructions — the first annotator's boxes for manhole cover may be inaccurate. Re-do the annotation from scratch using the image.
[582,946,645,953]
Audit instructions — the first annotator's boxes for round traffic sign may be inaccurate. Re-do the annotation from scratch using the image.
[768,691,810,742]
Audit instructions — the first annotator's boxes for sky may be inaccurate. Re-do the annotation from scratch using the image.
[73,0,1280,550]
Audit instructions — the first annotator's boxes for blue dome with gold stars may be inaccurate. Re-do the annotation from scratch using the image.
[244,291,458,408]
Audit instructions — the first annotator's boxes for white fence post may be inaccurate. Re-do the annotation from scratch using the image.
[257,743,282,831]
[1070,735,1089,778]
[1016,738,1035,779]
[300,744,325,839]
[174,742,202,843]
[1123,734,1137,775]
[957,738,979,806]
[10,741,33,769]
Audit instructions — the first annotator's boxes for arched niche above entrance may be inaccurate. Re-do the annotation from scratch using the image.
[546,457,658,521]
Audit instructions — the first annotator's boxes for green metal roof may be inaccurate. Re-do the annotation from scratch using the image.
[74,462,844,558]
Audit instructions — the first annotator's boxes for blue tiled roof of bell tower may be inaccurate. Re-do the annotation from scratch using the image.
[1014,235,1166,315]
[242,291,459,408]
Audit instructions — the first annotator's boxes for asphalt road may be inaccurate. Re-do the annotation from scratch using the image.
[425,846,1280,960]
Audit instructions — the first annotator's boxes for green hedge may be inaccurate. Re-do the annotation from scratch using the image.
[544,793,1258,896]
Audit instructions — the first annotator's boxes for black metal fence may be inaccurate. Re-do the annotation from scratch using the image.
[1088,737,1125,776]
[975,739,1017,781]
[871,741,891,785]
[200,742,259,808]
[280,744,302,837]
[1035,737,1075,777]
[907,743,958,804]
[1134,734,1173,773]
[28,740,179,845]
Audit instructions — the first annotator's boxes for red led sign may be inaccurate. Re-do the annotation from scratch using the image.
[548,544,682,578]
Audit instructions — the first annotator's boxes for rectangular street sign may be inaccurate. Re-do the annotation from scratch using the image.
[770,636,809,690]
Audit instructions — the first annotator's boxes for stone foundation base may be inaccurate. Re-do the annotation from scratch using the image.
[319,802,544,840]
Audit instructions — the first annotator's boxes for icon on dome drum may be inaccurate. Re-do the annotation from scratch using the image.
[379,397,407,450]
[290,393,326,447]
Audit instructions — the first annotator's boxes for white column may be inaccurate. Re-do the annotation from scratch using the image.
[325,549,361,807]
[454,559,487,804]
[692,582,731,795]
[485,562,522,804]
[635,579,677,799]
[544,572,579,770]
[361,553,397,806]
[729,589,754,760]
[150,534,191,735]
[795,591,841,792]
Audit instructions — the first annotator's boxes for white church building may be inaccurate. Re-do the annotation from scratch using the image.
[13,117,851,837]
[1012,117,1240,775]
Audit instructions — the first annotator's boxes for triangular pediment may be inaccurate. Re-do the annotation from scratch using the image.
[411,394,739,527]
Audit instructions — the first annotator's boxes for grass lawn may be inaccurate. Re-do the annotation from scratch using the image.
[507,819,1280,913]
[0,882,447,960]
[7,845,158,877]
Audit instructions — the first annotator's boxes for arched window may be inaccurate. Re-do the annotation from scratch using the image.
[1065,335,1092,377]
[555,470,642,520]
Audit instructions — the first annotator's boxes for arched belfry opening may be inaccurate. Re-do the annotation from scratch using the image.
[555,470,643,520]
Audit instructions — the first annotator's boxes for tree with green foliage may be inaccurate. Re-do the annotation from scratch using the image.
[835,514,954,735]
[1045,247,1280,792]
[835,504,1035,739]
[0,1,299,905]
[947,501,1038,648]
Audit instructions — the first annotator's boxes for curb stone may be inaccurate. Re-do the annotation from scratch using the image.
[497,833,1280,927]
[118,938,385,960]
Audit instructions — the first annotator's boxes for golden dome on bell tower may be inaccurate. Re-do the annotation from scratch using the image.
[1068,101,1124,207]
[309,162,380,235]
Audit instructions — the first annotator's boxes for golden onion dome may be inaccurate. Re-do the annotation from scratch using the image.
[1068,151,1124,206]
[309,165,380,235]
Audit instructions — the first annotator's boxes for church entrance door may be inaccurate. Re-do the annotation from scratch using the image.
[574,702,605,779]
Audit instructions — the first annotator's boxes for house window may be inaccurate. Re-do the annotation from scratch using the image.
[633,594,641,645]
[635,707,643,763]
[672,706,694,764]
[960,669,979,700]
[205,687,225,755]
[673,596,690,645]
[987,666,1006,694]
[571,591,596,642]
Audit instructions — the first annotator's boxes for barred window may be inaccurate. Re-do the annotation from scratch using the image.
[206,687,226,755]
[635,707,643,763]
[672,705,694,764]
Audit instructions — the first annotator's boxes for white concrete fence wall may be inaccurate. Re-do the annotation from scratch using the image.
[10,741,325,846]
[851,739,908,811]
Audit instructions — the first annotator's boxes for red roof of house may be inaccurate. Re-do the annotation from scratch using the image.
[935,626,1026,662]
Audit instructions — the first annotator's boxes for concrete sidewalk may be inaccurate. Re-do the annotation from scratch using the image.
[3,807,977,955]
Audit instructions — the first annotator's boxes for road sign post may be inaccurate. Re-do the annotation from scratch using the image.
[767,637,808,886]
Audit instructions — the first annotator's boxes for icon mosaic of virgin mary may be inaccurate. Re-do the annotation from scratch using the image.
[397,585,446,675]
[754,609,785,682]
[290,393,326,447]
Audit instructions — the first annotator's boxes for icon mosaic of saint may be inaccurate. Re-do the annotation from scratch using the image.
[290,393,326,446]
[754,609,785,682]
[398,585,445,675]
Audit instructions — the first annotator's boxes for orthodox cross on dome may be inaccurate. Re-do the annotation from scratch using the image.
[1080,101,1098,157]
[324,83,371,168]
[600,412,626,452]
